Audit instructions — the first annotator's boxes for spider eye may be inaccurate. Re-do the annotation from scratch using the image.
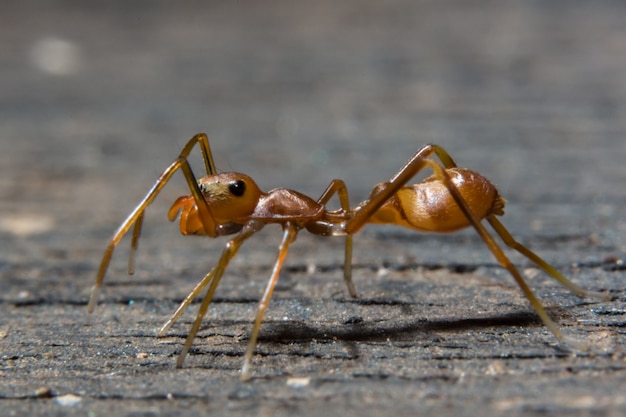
[228,180,246,197]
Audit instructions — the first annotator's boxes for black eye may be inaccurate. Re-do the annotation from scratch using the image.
[228,180,246,197]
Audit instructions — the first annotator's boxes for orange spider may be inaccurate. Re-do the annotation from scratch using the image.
[88,133,610,380]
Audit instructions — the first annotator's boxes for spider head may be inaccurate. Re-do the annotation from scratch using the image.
[168,172,263,235]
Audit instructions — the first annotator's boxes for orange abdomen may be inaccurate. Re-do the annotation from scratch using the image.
[369,168,505,232]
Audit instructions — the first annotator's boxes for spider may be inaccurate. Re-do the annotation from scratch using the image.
[88,133,609,380]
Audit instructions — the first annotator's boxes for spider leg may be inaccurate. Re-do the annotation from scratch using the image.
[428,144,608,301]
[344,146,437,235]
[316,179,356,297]
[424,159,586,349]
[195,132,218,176]
[241,222,299,380]
[334,144,460,293]
[127,211,144,275]
[424,144,608,301]
[158,265,217,336]
[88,133,220,313]
[128,130,218,274]
[176,220,264,368]
[487,216,611,301]
[425,143,459,168]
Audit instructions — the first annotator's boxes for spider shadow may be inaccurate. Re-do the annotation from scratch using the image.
[256,309,543,345]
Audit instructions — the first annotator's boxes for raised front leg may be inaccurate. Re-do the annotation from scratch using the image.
[88,133,223,313]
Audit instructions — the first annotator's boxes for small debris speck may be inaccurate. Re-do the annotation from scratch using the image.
[35,386,53,398]
[286,377,311,388]
[55,394,82,407]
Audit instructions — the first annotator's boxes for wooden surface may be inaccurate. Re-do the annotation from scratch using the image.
[1,1,625,416]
